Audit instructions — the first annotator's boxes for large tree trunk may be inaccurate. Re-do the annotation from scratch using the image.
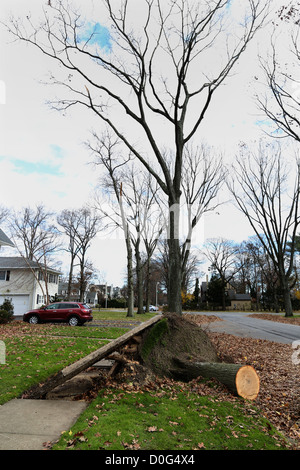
[168,199,182,315]
[171,359,260,400]
[67,255,75,301]
[135,238,144,315]
[126,227,134,318]
[283,280,293,317]
[145,255,150,313]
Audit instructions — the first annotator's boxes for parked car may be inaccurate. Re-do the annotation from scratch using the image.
[143,305,159,312]
[23,302,93,326]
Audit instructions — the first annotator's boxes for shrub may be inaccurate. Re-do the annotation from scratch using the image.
[0,309,13,324]
[0,299,14,324]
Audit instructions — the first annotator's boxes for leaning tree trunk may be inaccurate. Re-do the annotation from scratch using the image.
[171,359,260,400]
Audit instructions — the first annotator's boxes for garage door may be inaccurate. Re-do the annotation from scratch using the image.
[0,295,30,316]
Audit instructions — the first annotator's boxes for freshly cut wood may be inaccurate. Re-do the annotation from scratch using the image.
[25,314,162,399]
[171,359,260,400]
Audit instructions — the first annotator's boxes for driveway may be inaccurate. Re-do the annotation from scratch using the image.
[186,311,300,345]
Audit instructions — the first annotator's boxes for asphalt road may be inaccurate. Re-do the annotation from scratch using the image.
[186,311,300,345]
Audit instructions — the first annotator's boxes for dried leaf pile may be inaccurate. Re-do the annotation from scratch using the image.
[249,313,300,325]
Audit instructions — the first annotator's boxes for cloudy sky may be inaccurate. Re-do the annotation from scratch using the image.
[0,0,289,286]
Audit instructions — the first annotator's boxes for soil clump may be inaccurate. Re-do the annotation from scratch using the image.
[139,313,220,378]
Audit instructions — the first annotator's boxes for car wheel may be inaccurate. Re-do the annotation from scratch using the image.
[68,315,80,326]
[29,315,39,324]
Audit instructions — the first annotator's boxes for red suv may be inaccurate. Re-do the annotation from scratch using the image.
[23,302,93,326]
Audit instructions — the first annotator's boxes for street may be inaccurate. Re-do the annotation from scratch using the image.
[186,311,300,345]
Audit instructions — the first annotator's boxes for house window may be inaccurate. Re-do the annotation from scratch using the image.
[0,271,10,281]
[36,294,45,304]
[48,274,58,284]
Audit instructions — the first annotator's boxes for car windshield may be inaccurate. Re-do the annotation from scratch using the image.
[82,304,90,309]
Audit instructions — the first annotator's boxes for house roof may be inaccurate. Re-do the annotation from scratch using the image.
[0,257,61,273]
[229,292,251,301]
[0,229,14,248]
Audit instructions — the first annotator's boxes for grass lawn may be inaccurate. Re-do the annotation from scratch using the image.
[91,309,158,321]
[0,310,153,405]
[0,312,135,405]
[0,311,292,450]
[53,387,287,451]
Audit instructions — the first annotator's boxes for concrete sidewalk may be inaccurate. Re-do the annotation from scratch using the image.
[0,398,88,450]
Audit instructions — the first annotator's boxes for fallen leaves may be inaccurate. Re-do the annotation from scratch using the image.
[249,313,300,325]
[207,331,300,447]
[147,426,158,432]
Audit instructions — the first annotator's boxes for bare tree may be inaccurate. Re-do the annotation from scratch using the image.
[11,205,59,262]
[71,207,101,302]
[203,238,241,310]
[10,204,60,305]
[6,0,270,313]
[90,132,135,317]
[0,206,9,224]
[181,143,225,279]
[257,3,300,141]
[121,167,163,314]
[91,131,163,315]
[228,140,300,316]
[57,208,91,301]
[246,236,283,311]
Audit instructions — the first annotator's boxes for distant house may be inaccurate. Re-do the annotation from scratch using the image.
[58,282,121,306]
[227,291,252,311]
[0,257,60,315]
[200,280,252,310]
[58,281,81,302]
[85,290,99,306]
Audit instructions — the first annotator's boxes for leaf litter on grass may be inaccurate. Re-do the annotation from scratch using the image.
[53,313,298,450]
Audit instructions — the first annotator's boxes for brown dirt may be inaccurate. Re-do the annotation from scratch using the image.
[140,313,220,378]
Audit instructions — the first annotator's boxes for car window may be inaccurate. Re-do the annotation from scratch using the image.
[63,303,79,309]
[46,303,59,310]
[57,303,74,309]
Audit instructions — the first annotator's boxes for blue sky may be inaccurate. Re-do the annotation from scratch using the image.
[0,144,64,176]
[77,22,111,52]
[8,158,63,176]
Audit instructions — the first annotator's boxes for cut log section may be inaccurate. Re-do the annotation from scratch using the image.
[24,314,162,399]
[171,359,260,400]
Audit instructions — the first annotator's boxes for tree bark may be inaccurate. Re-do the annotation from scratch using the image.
[171,359,260,400]
[135,237,144,314]
[126,226,134,318]
[283,281,293,317]
[168,199,182,314]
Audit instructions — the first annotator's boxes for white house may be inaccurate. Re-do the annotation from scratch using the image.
[0,257,61,316]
